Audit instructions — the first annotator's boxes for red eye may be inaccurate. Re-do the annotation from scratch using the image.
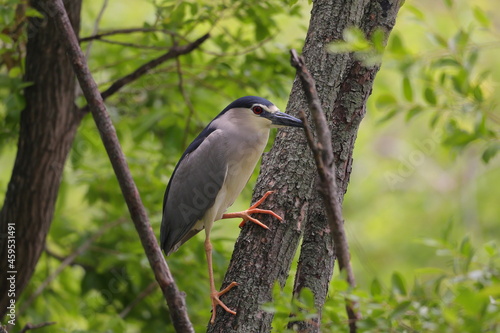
[252,106,263,114]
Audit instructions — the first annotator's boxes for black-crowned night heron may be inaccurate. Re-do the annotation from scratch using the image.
[160,96,303,323]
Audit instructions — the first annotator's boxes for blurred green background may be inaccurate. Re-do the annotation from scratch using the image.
[0,0,498,331]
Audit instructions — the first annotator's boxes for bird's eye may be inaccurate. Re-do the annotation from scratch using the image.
[252,106,263,114]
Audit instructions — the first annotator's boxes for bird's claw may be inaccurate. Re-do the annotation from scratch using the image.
[210,281,238,323]
[237,191,283,228]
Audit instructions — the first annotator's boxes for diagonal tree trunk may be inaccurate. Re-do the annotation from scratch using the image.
[208,0,402,332]
[0,0,83,318]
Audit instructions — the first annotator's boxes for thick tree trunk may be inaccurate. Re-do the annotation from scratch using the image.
[0,0,83,319]
[290,1,402,331]
[208,0,402,332]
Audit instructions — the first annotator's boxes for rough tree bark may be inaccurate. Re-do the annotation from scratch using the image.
[290,1,402,331]
[0,0,83,318]
[208,0,402,332]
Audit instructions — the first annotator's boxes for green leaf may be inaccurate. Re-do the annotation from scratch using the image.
[0,33,13,44]
[255,20,269,41]
[388,33,406,55]
[459,236,473,257]
[390,300,411,319]
[428,33,448,48]
[472,85,484,102]
[331,278,349,292]
[8,67,21,78]
[451,69,469,95]
[343,27,371,50]
[402,76,413,102]
[299,288,315,308]
[431,58,461,68]
[467,49,479,70]
[473,6,491,28]
[424,87,437,105]
[429,112,441,128]
[376,94,397,109]
[450,29,469,54]
[443,129,476,147]
[377,109,399,123]
[414,267,447,275]
[405,4,425,21]
[484,242,498,257]
[391,272,407,296]
[25,7,44,18]
[371,28,386,53]
[370,278,382,296]
[455,286,488,316]
[482,143,500,163]
[405,105,423,122]
[328,41,352,54]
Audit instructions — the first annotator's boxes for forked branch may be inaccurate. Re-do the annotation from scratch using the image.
[79,33,209,113]
[290,49,360,333]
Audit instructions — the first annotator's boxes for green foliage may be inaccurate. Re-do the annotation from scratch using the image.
[262,284,318,331]
[0,0,31,145]
[371,0,499,162]
[329,27,386,66]
[330,0,499,162]
[266,235,500,332]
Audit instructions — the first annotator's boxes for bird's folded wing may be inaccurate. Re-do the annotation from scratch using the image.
[160,128,228,254]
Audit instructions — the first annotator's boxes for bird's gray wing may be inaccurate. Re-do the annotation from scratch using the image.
[160,127,227,255]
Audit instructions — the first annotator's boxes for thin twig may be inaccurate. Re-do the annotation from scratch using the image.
[92,38,172,50]
[44,247,93,270]
[48,1,194,331]
[202,36,274,57]
[175,56,196,150]
[19,220,123,315]
[19,322,56,333]
[119,281,158,318]
[78,33,210,113]
[84,0,108,59]
[290,49,360,332]
[79,27,181,43]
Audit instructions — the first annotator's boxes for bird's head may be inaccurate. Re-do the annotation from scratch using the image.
[215,96,304,130]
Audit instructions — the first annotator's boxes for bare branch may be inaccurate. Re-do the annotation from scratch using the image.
[119,281,158,318]
[79,27,180,43]
[90,38,172,50]
[79,33,210,113]
[45,245,93,270]
[19,322,56,333]
[290,49,360,332]
[48,1,194,331]
[84,0,108,59]
[202,35,274,57]
[90,38,167,50]
[175,56,196,150]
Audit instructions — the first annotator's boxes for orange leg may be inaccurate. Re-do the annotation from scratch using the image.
[205,237,238,324]
[221,191,283,229]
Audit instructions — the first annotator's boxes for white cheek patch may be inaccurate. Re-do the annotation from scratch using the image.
[267,105,280,113]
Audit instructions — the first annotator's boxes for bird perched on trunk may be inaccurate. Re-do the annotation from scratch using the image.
[160,96,303,323]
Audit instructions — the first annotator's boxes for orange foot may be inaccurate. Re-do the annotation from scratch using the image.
[222,191,283,229]
[210,281,238,324]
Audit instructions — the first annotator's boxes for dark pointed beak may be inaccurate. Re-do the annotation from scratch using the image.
[270,111,304,128]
